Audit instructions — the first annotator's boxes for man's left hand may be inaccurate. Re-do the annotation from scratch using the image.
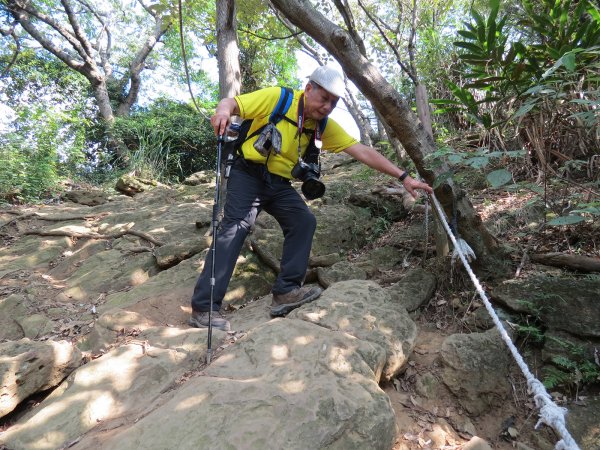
[402,176,433,198]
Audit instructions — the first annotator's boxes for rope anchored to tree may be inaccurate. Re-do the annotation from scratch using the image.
[428,192,580,450]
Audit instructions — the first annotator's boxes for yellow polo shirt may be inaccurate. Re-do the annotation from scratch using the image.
[235,86,358,179]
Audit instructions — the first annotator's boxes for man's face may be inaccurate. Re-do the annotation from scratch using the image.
[304,83,339,120]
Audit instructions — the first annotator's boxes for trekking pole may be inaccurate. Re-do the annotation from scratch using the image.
[207,134,225,365]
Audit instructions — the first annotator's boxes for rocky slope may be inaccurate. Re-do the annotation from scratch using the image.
[0,153,598,449]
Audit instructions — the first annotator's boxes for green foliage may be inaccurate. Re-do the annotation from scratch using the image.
[436,0,600,171]
[236,1,300,91]
[0,143,58,204]
[547,201,600,226]
[0,107,79,202]
[370,216,392,241]
[110,99,217,182]
[425,146,525,188]
[0,52,90,202]
[515,324,545,344]
[543,336,600,390]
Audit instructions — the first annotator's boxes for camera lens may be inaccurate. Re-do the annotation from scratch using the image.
[301,178,325,200]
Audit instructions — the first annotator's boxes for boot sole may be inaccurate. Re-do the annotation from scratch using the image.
[270,290,321,317]
[189,316,231,332]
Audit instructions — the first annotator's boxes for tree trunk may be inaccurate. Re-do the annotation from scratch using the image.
[4,0,171,162]
[345,89,373,146]
[273,9,373,145]
[415,82,433,140]
[269,0,504,270]
[216,0,241,99]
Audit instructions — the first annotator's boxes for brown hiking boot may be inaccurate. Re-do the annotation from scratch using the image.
[189,310,231,331]
[270,286,322,317]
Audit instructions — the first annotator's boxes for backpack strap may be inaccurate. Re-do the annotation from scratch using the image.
[269,87,294,125]
[239,86,294,147]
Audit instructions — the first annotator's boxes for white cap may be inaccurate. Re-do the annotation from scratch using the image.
[308,65,345,98]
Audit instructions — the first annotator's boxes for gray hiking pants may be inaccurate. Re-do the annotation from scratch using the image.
[191,158,316,312]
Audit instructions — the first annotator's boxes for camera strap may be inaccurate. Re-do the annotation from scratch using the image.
[296,94,326,165]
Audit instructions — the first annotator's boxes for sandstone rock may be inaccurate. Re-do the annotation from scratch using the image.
[309,252,342,267]
[352,246,404,278]
[566,396,600,450]
[492,275,600,338]
[0,294,28,341]
[311,204,373,255]
[0,339,82,418]
[62,189,108,206]
[462,306,495,331]
[348,191,408,221]
[115,175,157,196]
[153,237,211,268]
[317,260,367,287]
[182,170,215,185]
[55,318,397,450]
[289,280,417,381]
[0,328,214,450]
[440,328,512,415]
[462,436,493,450]
[388,268,437,312]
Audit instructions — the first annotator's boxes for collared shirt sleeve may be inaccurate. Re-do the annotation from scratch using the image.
[235,86,281,120]
[321,118,359,153]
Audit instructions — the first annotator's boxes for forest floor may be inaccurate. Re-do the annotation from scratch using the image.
[365,180,599,449]
[0,171,598,449]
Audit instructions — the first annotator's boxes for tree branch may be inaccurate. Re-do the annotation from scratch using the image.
[0,21,20,77]
[332,0,367,56]
[4,0,87,72]
[73,0,113,77]
[60,0,95,65]
[238,27,303,41]
[356,0,416,84]
[116,15,170,115]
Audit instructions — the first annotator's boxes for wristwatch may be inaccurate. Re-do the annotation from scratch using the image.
[398,171,409,182]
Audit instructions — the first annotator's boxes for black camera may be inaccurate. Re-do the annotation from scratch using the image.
[291,159,325,200]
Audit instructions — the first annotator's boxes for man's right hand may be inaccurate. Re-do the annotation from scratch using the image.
[210,111,230,137]
[210,98,240,136]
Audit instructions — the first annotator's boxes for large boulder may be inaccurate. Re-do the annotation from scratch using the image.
[0,339,82,418]
[288,280,417,381]
[316,260,367,287]
[62,189,108,206]
[0,327,214,450]
[492,275,600,338]
[71,319,397,450]
[440,328,512,415]
[388,268,437,312]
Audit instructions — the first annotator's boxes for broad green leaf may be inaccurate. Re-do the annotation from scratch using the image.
[513,102,537,118]
[448,154,464,165]
[433,171,453,189]
[454,42,484,53]
[562,52,576,71]
[547,215,586,226]
[466,156,490,169]
[457,29,478,40]
[487,169,512,188]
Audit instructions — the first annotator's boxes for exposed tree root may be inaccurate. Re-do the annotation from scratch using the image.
[531,252,600,273]
[23,228,164,247]
[0,211,106,230]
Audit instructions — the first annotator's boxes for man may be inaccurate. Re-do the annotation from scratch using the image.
[190,65,432,331]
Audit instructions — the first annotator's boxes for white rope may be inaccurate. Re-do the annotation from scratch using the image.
[428,193,580,450]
